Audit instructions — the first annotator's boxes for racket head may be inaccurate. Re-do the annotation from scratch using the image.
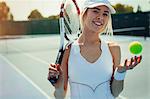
[63,0,80,42]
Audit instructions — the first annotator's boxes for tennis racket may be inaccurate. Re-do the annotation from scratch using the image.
[48,0,80,84]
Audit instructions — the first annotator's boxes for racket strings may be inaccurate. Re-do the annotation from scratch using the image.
[63,0,81,42]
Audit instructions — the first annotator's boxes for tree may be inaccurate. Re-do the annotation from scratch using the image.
[137,5,142,12]
[48,15,59,20]
[113,3,134,14]
[28,9,44,20]
[0,1,13,21]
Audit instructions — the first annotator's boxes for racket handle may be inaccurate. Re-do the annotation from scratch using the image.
[55,50,64,64]
[48,50,65,85]
[49,76,59,85]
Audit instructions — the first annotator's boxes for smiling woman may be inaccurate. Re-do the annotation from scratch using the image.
[48,0,142,99]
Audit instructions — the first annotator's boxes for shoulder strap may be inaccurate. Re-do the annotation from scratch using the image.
[64,42,73,79]
[107,43,115,85]
[63,42,73,90]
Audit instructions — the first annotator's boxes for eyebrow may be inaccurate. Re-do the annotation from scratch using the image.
[90,7,110,13]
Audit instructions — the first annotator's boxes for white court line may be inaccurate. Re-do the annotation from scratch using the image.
[0,55,51,99]
[1,49,51,99]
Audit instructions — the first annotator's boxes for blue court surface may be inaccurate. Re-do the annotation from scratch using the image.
[0,35,150,99]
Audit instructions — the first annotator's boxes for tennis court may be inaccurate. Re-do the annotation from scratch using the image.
[0,35,150,99]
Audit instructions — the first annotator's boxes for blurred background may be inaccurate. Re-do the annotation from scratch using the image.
[0,0,150,99]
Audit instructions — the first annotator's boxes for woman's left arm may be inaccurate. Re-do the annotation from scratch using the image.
[109,42,142,97]
[109,43,123,97]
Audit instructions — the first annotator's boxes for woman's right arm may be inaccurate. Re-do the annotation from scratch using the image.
[48,47,71,99]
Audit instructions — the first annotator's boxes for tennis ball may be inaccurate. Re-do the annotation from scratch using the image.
[129,41,143,55]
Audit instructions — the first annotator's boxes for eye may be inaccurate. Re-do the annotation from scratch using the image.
[92,9,100,13]
[103,13,108,16]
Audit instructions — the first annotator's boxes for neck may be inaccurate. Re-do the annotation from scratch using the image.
[78,30,100,46]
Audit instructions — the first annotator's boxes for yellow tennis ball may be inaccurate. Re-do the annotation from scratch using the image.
[129,41,143,55]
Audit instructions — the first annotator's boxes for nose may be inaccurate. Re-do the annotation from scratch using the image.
[97,14,104,21]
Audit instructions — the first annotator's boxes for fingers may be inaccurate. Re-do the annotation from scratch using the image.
[137,55,142,63]
[48,64,60,80]
[125,55,142,70]
[116,55,142,73]
[124,59,128,69]
[49,64,57,71]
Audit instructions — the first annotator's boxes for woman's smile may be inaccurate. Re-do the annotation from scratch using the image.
[92,20,104,27]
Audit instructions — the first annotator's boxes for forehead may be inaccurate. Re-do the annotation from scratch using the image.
[81,5,110,17]
[91,5,109,11]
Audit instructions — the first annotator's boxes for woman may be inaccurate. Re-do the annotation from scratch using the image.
[48,0,142,99]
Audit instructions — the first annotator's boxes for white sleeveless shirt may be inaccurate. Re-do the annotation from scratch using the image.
[68,40,114,99]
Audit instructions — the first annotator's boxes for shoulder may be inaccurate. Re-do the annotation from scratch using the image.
[107,41,121,67]
[62,43,72,64]
[108,41,121,54]
[61,43,72,91]
[64,43,72,56]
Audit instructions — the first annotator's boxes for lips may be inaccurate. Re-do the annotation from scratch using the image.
[93,21,103,27]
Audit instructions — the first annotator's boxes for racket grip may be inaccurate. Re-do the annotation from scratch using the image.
[55,50,64,64]
[49,76,59,85]
[48,50,65,85]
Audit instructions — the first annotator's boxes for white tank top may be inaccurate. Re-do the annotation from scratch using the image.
[68,40,114,99]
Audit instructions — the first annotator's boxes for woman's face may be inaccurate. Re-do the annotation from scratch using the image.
[82,5,110,34]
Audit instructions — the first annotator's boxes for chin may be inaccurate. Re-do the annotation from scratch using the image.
[94,27,105,34]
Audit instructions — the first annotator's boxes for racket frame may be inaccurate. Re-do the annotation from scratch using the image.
[49,0,80,84]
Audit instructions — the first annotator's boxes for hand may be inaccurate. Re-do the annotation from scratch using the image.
[117,55,142,73]
[48,63,64,88]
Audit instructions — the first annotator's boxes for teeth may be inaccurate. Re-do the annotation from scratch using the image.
[94,21,102,26]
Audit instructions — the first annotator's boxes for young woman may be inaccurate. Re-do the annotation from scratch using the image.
[48,0,142,99]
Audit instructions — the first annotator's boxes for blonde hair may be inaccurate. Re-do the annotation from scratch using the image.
[79,8,87,33]
[102,13,113,36]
